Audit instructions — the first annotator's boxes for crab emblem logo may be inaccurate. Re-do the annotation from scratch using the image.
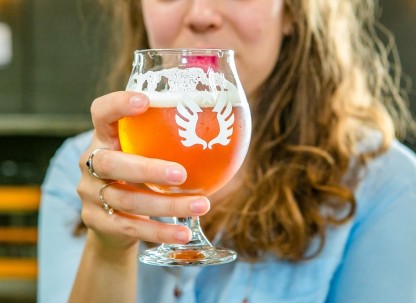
[175,95,235,149]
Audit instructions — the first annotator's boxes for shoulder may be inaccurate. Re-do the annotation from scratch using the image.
[41,131,93,207]
[38,131,93,303]
[357,141,416,200]
[369,140,416,176]
[324,141,416,303]
[354,140,416,220]
[55,130,94,159]
[46,130,93,175]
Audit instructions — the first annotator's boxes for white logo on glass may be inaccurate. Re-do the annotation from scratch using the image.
[175,94,235,150]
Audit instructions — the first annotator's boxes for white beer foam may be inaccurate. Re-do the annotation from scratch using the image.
[126,67,242,107]
[141,91,242,108]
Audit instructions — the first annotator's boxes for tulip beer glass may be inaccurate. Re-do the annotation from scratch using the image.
[119,49,251,266]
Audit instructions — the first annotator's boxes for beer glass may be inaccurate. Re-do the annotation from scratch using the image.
[119,49,251,266]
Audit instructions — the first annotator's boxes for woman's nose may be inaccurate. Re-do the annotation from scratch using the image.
[184,0,223,33]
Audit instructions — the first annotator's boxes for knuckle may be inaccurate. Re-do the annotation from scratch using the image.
[78,151,88,170]
[76,181,88,200]
[96,150,112,176]
[167,198,177,216]
[90,96,108,124]
[76,183,83,198]
[80,206,94,228]
[156,227,166,244]
[119,219,170,244]
[139,159,154,180]
[121,221,139,239]
[130,157,167,184]
[90,97,101,116]
[118,192,136,213]
[141,158,167,183]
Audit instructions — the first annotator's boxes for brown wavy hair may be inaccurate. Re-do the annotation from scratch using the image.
[93,0,415,261]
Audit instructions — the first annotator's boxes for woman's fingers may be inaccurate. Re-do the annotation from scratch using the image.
[80,148,187,185]
[77,165,209,245]
[77,90,205,246]
[82,203,193,245]
[99,182,210,217]
[90,91,149,146]
[114,212,192,244]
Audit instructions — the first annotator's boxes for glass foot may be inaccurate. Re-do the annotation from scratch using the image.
[139,244,237,266]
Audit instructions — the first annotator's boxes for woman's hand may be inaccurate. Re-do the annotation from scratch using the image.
[76,91,211,255]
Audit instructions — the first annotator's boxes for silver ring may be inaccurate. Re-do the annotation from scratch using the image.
[86,148,109,179]
[99,182,117,215]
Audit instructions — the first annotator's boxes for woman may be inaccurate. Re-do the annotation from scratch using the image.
[38,0,416,302]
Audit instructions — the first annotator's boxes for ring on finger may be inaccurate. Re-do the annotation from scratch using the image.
[99,181,118,215]
[86,147,109,179]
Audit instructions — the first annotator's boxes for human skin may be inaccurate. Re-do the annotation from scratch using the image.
[142,0,292,98]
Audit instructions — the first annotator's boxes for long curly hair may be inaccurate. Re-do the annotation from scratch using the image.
[95,0,415,261]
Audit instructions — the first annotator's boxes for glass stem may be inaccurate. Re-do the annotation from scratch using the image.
[174,217,212,247]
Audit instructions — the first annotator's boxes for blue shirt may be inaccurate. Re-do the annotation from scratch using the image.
[38,131,416,303]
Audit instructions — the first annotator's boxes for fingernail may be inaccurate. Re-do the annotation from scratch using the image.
[175,230,190,243]
[165,166,186,184]
[130,95,148,108]
[190,198,209,214]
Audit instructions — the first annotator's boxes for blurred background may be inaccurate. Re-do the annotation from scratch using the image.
[0,0,415,302]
